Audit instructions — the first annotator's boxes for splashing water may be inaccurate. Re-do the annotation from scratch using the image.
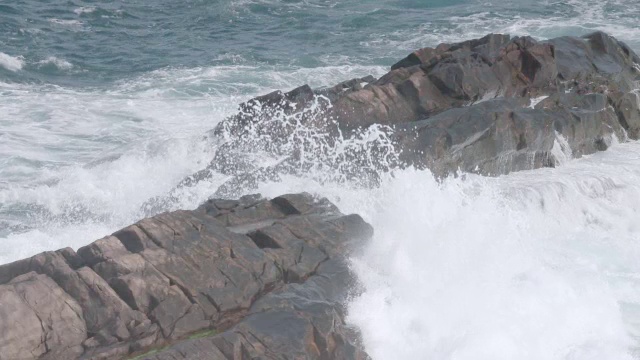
[251,141,640,359]
[0,63,387,263]
[2,0,640,358]
[207,93,399,196]
[2,55,640,360]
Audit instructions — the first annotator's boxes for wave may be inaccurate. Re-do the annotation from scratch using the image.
[48,18,82,26]
[73,6,96,15]
[343,143,640,358]
[0,62,387,263]
[242,141,640,359]
[36,56,73,71]
[0,52,24,72]
[1,2,640,354]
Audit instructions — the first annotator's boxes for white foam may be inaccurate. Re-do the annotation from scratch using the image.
[48,18,83,27]
[550,131,573,165]
[0,134,218,265]
[37,56,73,70]
[344,143,640,359]
[0,52,24,72]
[73,7,96,15]
[529,95,549,109]
[0,225,113,264]
[247,142,640,359]
[0,62,389,263]
[374,0,640,55]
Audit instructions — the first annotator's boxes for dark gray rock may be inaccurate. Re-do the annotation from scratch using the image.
[0,193,372,359]
[140,259,368,360]
[393,92,626,176]
[203,31,639,191]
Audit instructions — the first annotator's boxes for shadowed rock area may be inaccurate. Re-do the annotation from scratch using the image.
[0,193,372,359]
[196,31,640,197]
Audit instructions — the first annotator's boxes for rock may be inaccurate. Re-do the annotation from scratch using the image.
[77,236,130,267]
[141,259,368,360]
[0,249,146,345]
[609,90,640,138]
[391,33,511,70]
[393,93,626,176]
[200,31,639,191]
[0,272,86,360]
[0,193,372,359]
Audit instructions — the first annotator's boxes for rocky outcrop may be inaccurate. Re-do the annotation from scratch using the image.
[206,31,640,189]
[0,193,372,359]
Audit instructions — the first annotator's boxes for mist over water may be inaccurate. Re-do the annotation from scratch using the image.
[2,0,640,358]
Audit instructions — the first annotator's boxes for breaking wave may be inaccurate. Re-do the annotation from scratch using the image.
[0,52,24,72]
[2,0,640,357]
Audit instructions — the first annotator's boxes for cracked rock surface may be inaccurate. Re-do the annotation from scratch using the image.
[0,193,372,360]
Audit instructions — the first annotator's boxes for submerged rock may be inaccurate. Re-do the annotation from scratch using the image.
[0,193,372,359]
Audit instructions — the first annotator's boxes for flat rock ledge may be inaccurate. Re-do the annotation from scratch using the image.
[0,193,372,360]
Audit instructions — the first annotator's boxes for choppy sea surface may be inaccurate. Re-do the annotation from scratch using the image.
[2,0,640,358]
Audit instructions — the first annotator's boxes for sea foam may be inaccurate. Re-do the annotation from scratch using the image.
[37,56,73,70]
[0,52,24,72]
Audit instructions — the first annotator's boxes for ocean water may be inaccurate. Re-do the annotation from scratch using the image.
[1,0,640,358]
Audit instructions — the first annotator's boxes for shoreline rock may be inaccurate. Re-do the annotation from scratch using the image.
[202,31,640,195]
[0,193,372,359]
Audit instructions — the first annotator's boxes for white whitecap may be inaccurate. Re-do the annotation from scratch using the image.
[37,56,73,70]
[73,6,96,15]
[48,18,83,26]
[0,52,25,72]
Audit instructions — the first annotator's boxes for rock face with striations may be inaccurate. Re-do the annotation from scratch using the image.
[207,31,640,189]
[0,193,372,359]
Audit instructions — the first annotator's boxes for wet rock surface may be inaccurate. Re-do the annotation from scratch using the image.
[207,31,640,190]
[0,193,372,359]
